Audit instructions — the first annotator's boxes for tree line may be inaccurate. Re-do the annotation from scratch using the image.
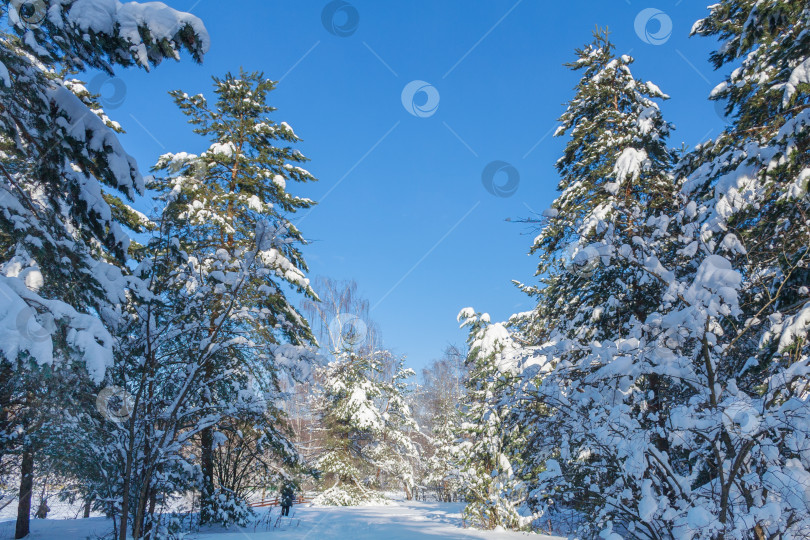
[0,1,464,537]
[448,2,810,538]
[1,1,808,540]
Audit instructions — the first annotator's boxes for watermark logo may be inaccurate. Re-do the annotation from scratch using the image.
[713,98,732,125]
[191,159,209,181]
[96,386,134,425]
[401,80,440,118]
[89,259,123,286]
[10,0,47,29]
[563,244,601,278]
[634,8,672,45]
[481,160,519,198]
[321,0,359,37]
[87,74,127,110]
[328,313,368,352]
[16,307,55,342]
[722,397,761,438]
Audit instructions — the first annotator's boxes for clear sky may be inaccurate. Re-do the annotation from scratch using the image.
[98,0,727,372]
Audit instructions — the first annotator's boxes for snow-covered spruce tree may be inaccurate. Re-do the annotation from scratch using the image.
[313,342,418,505]
[608,2,810,537]
[522,6,810,537]
[107,70,319,533]
[423,401,461,501]
[529,28,674,347]
[0,2,208,537]
[0,0,207,365]
[301,277,421,502]
[363,352,420,499]
[517,29,684,536]
[313,348,382,505]
[419,347,466,502]
[456,309,534,530]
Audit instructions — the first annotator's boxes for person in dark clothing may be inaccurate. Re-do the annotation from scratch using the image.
[34,499,50,519]
[280,482,295,517]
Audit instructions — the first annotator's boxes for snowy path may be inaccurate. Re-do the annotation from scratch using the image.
[1,501,564,539]
[197,501,563,539]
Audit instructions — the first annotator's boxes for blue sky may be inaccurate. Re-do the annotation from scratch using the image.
[99,1,727,372]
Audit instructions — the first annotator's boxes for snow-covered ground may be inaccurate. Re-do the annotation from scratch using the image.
[0,500,564,539]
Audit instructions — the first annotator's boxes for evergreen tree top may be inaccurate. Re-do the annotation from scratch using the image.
[555,29,671,186]
[157,70,315,222]
[532,29,674,264]
[145,72,319,354]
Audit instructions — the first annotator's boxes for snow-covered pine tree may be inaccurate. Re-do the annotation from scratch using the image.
[419,347,466,502]
[619,2,810,537]
[122,70,319,529]
[0,0,208,367]
[423,401,462,501]
[688,0,810,408]
[456,309,533,530]
[314,348,382,505]
[0,354,102,538]
[0,2,208,537]
[299,278,422,503]
[78,70,317,538]
[530,28,674,346]
[518,29,682,536]
[313,342,418,505]
[368,353,420,499]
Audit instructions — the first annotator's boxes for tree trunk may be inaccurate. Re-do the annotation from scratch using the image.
[133,431,154,539]
[119,446,133,540]
[648,373,669,453]
[200,425,215,523]
[83,498,92,518]
[132,478,151,539]
[142,490,157,540]
[15,446,34,539]
[199,324,217,525]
